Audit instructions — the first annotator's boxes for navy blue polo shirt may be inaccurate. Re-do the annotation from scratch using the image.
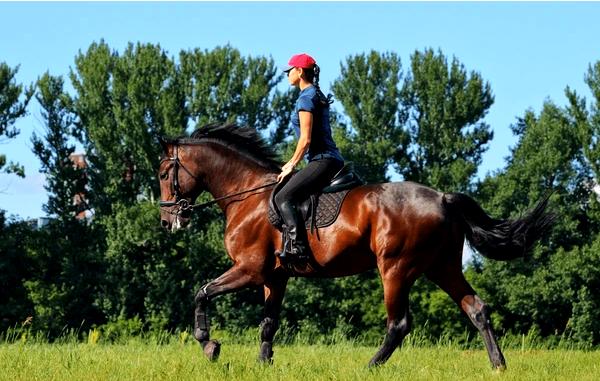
[291,86,344,163]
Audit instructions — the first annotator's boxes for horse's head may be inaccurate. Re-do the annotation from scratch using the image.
[158,138,203,231]
[157,124,283,231]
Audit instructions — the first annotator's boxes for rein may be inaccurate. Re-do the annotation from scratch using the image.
[158,144,277,213]
[159,181,277,212]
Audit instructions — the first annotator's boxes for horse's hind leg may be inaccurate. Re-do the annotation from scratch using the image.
[427,264,506,370]
[369,264,415,367]
[258,273,288,364]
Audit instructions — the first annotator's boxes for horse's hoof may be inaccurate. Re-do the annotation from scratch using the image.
[257,356,274,365]
[257,342,274,364]
[493,363,507,372]
[203,340,221,361]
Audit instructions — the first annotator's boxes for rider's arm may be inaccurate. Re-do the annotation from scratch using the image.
[278,111,312,182]
[287,111,313,168]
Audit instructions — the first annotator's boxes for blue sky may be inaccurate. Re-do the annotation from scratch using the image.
[1,2,600,220]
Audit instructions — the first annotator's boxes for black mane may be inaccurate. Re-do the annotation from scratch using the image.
[172,123,282,171]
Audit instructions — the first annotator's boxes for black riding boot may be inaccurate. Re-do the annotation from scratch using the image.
[277,200,310,261]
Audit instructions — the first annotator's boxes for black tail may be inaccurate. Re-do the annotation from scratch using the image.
[442,192,556,261]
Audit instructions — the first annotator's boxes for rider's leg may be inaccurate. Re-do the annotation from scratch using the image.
[277,200,309,260]
[274,158,342,260]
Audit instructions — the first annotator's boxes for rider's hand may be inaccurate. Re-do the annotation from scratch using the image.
[277,163,295,182]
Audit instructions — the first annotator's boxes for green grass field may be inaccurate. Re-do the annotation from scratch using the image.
[2,339,600,381]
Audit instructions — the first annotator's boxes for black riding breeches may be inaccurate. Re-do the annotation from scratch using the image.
[274,158,344,207]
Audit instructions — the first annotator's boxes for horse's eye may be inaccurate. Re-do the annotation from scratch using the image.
[160,172,168,180]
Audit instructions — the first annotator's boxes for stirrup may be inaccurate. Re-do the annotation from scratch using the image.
[291,242,310,261]
[276,241,309,262]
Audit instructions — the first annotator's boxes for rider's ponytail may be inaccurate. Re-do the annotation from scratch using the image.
[304,64,334,107]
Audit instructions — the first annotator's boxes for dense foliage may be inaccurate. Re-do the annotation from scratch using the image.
[1,44,600,348]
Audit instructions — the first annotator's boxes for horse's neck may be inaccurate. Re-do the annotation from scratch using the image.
[197,143,277,211]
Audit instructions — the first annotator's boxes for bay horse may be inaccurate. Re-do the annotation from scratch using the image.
[157,123,553,369]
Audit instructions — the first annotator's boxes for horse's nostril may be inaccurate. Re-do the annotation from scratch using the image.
[161,219,170,229]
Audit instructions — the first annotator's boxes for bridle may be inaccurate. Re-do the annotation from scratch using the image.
[159,144,194,214]
[158,144,277,215]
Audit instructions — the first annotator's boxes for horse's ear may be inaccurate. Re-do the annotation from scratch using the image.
[159,136,169,154]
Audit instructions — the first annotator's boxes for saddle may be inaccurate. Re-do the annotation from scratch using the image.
[268,163,364,233]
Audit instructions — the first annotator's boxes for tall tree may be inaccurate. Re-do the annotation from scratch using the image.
[477,100,589,249]
[400,48,494,192]
[581,61,600,185]
[0,64,33,323]
[70,41,187,215]
[331,51,407,183]
[0,62,33,178]
[26,73,103,336]
[471,80,600,343]
[179,45,280,131]
[31,74,85,221]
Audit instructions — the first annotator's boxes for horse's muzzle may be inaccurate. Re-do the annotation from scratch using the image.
[161,214,191,232]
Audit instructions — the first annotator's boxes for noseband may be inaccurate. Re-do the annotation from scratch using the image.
[159,144,277,215]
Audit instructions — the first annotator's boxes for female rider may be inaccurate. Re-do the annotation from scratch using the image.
[275,53,344,261]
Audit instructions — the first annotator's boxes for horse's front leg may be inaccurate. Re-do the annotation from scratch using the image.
[258,271,289,364]
[194,265,258,361]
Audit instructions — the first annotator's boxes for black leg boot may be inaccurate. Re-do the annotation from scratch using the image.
[277,201,310,262]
